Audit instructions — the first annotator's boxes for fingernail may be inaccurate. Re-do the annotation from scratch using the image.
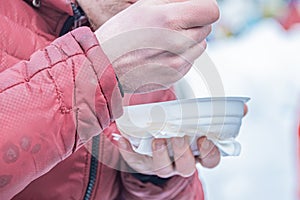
[118,138,127,150]
[173,137,185,148]
[202,139,210,150]
[154,140,165,151]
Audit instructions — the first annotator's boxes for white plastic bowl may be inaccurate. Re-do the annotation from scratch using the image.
[116,97,250,156]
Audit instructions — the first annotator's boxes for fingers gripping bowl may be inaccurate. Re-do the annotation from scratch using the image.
[115,97,250,157]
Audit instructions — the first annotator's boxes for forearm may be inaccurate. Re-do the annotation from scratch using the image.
[0,27,122,199]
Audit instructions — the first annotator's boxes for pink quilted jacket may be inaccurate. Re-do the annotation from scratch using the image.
[0,1,204,199]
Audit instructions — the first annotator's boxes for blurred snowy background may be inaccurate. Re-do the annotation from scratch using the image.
[187,0,300,199]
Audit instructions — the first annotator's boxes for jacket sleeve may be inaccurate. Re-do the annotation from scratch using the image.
[0,27,123,199]
[120,172,204,200]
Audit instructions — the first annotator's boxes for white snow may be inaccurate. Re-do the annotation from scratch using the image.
[194,19,300,200]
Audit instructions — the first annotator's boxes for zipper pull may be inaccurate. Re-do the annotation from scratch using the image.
[32,0,41,8]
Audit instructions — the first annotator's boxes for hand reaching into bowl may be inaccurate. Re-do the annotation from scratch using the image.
[118,136,220,178]
[95,0,220,93]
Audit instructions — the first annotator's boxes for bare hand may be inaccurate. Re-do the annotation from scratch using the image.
[118,136,220,178]
[95,0,220,93]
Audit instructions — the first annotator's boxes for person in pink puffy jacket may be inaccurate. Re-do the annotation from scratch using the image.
[0,0,221,199]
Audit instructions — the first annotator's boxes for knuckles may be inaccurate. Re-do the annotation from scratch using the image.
[209,1,220,23]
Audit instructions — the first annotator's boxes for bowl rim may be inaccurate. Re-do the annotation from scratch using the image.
[123,96,250,109]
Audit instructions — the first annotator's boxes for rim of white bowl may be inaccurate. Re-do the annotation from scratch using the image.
[124,96,250,109]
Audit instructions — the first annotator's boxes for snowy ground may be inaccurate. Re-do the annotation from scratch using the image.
[190,19,300,200]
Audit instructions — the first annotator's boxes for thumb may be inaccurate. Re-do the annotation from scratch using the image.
[118,137,134,153]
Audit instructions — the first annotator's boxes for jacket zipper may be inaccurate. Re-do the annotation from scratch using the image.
[32,0,40,7]
[83,135,100,200]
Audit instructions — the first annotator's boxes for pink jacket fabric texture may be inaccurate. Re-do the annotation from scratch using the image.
[0,0,205,199]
